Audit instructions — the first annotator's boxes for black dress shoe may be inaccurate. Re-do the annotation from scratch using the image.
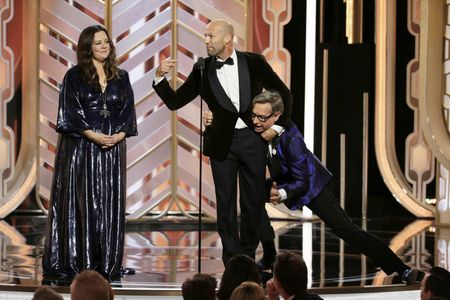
[120,267,136,276]
[256,257,275,271]
[401,268,424,285]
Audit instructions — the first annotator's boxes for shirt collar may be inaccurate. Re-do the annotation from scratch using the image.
[217,49,237,62]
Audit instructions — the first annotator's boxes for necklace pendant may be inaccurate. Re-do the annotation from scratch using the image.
[100,109,110,118]
[100,103,110,118]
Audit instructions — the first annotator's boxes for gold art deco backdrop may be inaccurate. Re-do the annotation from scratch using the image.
[0,0,449,233]
[0,0,292,220]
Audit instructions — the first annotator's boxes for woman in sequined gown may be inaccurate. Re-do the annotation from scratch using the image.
[42,25,137,278]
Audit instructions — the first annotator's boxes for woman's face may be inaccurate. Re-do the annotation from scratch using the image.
[91,30,110,63]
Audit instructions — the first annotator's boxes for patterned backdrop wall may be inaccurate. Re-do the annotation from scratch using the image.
[4,0,446,225]
[0,0,38,218]
[36,0,250,220]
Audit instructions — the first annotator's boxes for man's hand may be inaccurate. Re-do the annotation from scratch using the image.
[261,128,278,142]
[203,111,213,127]
[266,279,280,300]
[155,59,177,77]
[269,181,281,204]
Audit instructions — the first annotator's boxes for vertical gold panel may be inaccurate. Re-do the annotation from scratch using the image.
[104,0,112,33]
[339,134,346,287]
[0,0,37,217]
[0,1,14,203]
[345,0,363,43]
[405,0,435,205]
[169,0,178,212]
[374,0,433,217]
[429,1,450,224]
[262,0,292,87]
[419,0,449,170]
[362,93,368,220]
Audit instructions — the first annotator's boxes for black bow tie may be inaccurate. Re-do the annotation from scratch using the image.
[214,57,234,69]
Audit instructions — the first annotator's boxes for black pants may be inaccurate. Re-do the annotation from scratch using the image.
[211,128,267,264]
[260,184,409,275]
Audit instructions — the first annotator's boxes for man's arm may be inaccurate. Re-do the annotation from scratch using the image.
[155,59,177,78]
[275,136,310,206]
[153,59,200,110]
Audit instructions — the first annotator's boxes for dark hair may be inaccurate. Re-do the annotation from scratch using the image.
[71,270,113,300]
[32,286,64,300]
[252,90,284,115]
[273,251,307,297]
[77,25,119,88]
[217,255,261,300]
[182,273,217,300]
[230,281,265,300]
[425,266,450,299]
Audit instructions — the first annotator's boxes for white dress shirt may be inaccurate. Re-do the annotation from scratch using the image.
[216,50,247,129]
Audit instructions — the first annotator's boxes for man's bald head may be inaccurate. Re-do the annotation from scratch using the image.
[204,19,235,58]
[208,19,234,36]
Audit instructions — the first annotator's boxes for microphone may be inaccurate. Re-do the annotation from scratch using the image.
[197,56,205,273]
[197,57,205,70]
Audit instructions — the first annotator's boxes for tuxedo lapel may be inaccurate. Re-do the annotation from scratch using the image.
[237,51,251,113]
[207,60,238,113]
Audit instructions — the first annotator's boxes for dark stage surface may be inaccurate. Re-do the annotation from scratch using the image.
[0,213,437,295]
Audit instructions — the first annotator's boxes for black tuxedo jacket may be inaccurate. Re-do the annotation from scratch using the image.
[153,51,292,160]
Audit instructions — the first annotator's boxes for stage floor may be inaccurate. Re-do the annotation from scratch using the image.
[0,213,437,296]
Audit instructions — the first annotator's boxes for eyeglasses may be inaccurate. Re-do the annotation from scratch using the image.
[251,113,273,122]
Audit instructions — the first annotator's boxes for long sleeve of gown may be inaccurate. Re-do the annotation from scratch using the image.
[116,71,137,137]
[56,69,91,136]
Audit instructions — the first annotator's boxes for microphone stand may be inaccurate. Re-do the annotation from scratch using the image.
[197,57,205,273]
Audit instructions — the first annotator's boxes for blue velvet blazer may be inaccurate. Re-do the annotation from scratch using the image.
[269,121,332,209]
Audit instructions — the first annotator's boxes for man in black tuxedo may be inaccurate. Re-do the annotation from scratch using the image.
[153,19,292,264]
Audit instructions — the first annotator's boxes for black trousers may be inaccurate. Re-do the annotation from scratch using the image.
[260,184,409,275]
[210,128,267,264]
[308,185,409,275]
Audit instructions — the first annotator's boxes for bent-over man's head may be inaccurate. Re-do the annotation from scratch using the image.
[251,90,284,133]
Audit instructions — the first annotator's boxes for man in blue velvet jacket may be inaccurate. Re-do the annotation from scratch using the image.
[204,90,424,284]
[253,90,424,284]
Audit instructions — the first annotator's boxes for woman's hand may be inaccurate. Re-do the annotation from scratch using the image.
[83,130,112,148]
[107,132,126,147]
[83,130,125,149]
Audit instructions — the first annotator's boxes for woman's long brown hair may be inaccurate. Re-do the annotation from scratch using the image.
[76,25,119,88]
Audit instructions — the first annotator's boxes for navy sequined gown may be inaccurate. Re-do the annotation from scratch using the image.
[42,66,137,278]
